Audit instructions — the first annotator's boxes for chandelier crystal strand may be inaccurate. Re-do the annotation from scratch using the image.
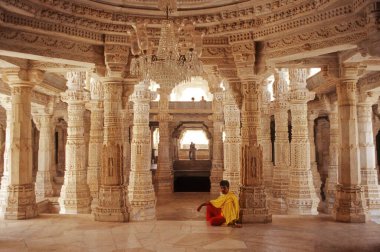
[129,0,203,87]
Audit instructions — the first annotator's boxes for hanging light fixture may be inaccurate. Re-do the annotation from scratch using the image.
[129,0,204,87]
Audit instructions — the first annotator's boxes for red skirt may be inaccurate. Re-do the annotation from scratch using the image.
[206,203,226,226]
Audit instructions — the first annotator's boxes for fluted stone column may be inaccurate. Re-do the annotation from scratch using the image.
[59,71,92,214]
[333,65,368,222]
[155,87,173,194]
[210,90,224,195]
[33,106,56,200]
[271,70,290,214]
[325,102,339,214]
[357,92,380,215]
[94,77,129,222]
[308,111,322,205]
[86,78,103,210]
[222,89,241,196]
[287,68,319,215]
[0,97,12,215]
[0,69,41,219]
[261,83,273,191]
[128,80,156,221]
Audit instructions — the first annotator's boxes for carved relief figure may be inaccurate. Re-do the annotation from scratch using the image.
[241,144,263,187]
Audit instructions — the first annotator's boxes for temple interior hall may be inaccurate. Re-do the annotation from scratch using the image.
[1,0,380,251]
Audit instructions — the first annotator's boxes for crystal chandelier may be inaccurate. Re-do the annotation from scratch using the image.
[129,0,204,87]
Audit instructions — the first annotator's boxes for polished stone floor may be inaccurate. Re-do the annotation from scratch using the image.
[0,193,380,252]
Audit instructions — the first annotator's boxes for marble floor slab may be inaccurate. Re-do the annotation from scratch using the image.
[0,193,379,252]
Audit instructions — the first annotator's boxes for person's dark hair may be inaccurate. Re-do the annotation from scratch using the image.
[220,180,229,188]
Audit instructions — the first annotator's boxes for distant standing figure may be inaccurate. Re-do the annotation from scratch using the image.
[191,97,195,102]
[189,142,196,160]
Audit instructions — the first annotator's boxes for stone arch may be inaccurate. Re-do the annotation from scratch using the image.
[172,122,213,160]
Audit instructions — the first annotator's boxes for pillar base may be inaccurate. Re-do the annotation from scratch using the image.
[154,175,173,194]
[287,169,319,215]
[35,171,56,200]
[333,185,369,223]
[270,198,288,215]
[129,204,156,221]
[94,185,129,222]
[59,185,92,214]
[1,184,38,220]
[325,178,337,214]
[128,170,156,221]
[239,186,272,223]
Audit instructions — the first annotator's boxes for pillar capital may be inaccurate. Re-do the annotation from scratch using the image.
[0,95,12,110]
[273,69,288,100]
[339,64,366,81]
[288,68,308,91]
[358,91,380,105]
[2,68,43,87]
[307,110,319,122]
[131,81,153,103]
[89,77,104,101]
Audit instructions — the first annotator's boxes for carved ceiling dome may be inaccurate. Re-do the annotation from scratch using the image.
[89,0,249,11]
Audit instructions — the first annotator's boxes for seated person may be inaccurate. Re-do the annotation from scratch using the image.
[197,180,241,227]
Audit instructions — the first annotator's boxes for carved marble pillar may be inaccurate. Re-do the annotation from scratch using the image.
[121,81,135,187]
[333,65,368,222]
[59,71,92,214]
[0,97,12,215]
[0,69,41,219]
[261,83,273,192]
[155,87,173,194]
[94,77,128,222]
[308,111,322,205]
[128,80,156,221]
[325,103,339,214]
[222,90,241,196]
[86,78,103,210]
[210,90,224,195]
[33,106,56,200]
[271,70,290,214]
[287,68,319,215]
[239,79,271,223]
[357,92,380,215]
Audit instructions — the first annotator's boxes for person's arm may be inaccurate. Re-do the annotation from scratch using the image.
[197,202,210,212]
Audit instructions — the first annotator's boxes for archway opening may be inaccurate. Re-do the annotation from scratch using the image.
[173,127,211,192]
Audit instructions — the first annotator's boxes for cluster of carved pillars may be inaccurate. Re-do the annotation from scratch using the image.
[266,66,380,222]
[1,66,379,224]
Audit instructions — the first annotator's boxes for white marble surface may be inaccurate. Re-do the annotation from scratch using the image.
[0,193,379,251]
